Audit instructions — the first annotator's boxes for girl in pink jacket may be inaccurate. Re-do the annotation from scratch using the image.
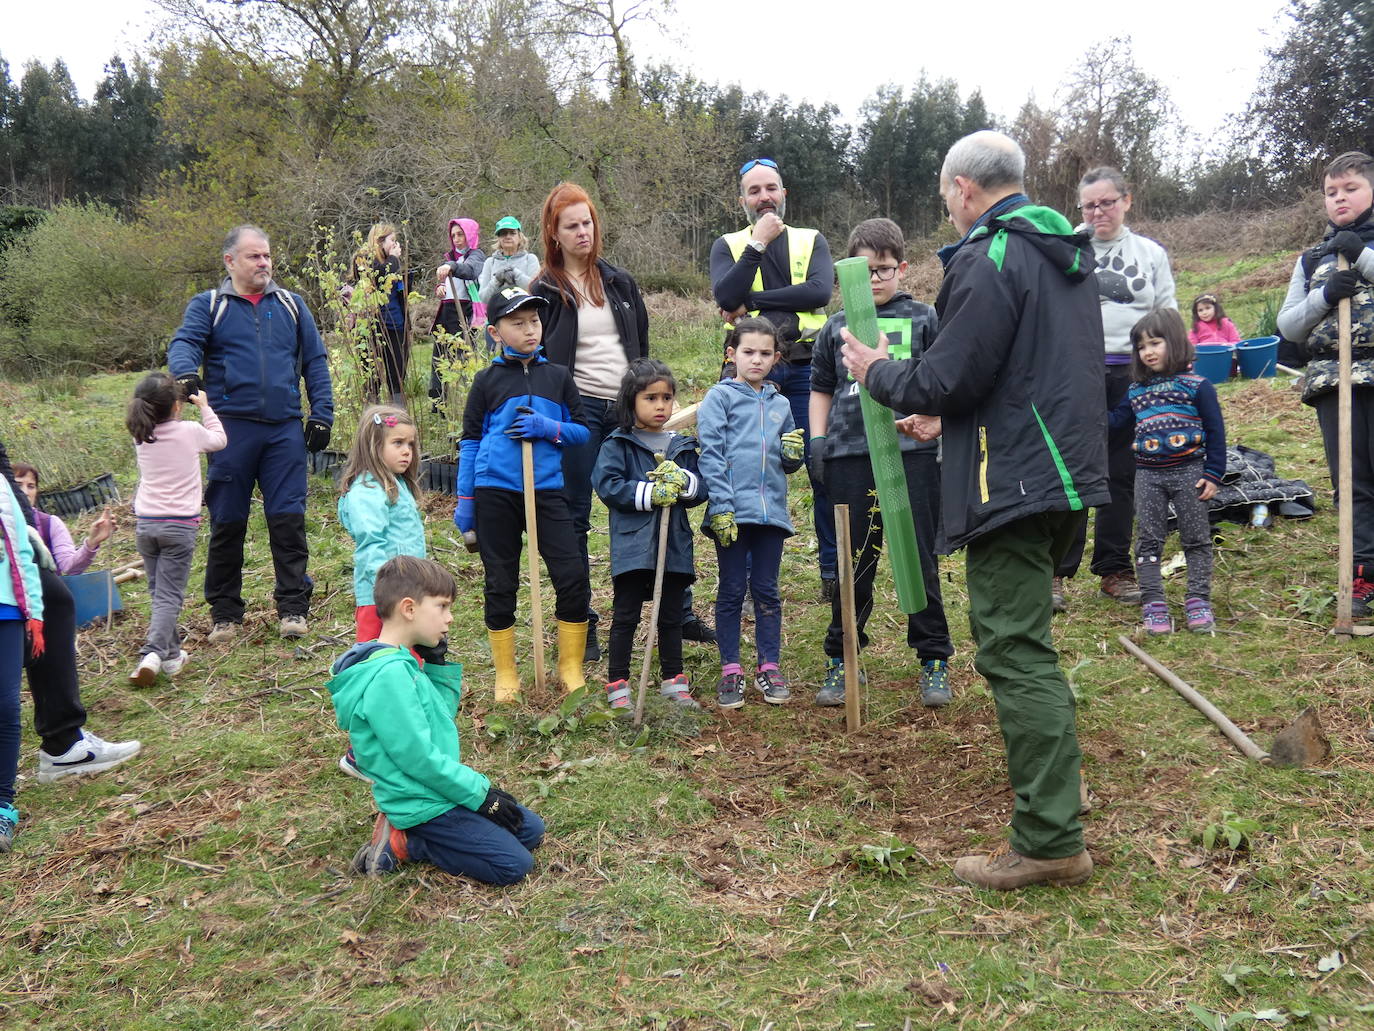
[1189,294,1241,344]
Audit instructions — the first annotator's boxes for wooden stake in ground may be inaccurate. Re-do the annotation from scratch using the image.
[521,438,546,693]
[1118,635,1268,761]
[1336,255,1356,636]
[633,454,672,728]
[835,504,863,732]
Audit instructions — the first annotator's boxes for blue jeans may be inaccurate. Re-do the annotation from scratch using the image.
[768,361,836,577]
[0,619,24,810]
[559,395,613,618]
[714,525,786,667]
[404,802,546,885]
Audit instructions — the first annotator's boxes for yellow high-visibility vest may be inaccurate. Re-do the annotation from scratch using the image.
[723,226,827,341]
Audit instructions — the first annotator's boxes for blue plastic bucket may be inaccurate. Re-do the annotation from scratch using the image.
[1192,344,1234,385]
[1237,336,1279,378]
[65,570,123,628]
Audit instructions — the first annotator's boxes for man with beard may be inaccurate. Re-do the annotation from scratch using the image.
[709,158,838,601]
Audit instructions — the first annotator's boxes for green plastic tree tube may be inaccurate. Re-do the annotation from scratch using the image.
[834,255,926,614]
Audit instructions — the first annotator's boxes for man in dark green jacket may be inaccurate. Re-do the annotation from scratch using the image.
[842,130,1108,890]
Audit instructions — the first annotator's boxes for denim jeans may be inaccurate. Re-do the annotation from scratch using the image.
[714,524,787,667]
[404,802,546,885]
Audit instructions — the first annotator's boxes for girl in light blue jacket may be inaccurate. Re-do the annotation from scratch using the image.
[1,472,44,851]
[336,404,427,781]
[696,317,805,710]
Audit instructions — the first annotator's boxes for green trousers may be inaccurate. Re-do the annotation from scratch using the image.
[965,510,1088,859]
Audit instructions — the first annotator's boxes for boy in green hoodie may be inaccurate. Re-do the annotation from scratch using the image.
[328,555,543,882]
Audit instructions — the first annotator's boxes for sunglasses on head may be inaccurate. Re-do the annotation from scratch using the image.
[739,158,779,176]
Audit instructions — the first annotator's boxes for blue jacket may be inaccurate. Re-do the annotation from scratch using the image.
[695,378,802,536]
[458,350,589,496]
[168,278,334,425]
[593,428,707,578]
[337,473,428,606]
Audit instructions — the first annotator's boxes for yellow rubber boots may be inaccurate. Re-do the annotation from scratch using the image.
[556,619,588,692]
[488,625,521,703]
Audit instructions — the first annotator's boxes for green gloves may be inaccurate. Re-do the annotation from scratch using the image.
[710,511,738,547]
[650,480,681,507]
[647,459,689,492]
[780,428,805,462]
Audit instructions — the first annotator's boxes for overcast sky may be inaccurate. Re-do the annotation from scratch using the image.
[3,0,1293,144]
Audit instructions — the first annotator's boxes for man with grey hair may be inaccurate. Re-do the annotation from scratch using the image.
[168,225,334,643]
[710,158,838,605]
[842,130,1107,890]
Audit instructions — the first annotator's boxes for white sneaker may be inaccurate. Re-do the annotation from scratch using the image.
[37,730,142,783]
[129,653,160,687]
[279,615,308,638]
[162,650,189,676]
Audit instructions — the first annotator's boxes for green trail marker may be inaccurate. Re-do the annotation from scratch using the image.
[834,256,926,613]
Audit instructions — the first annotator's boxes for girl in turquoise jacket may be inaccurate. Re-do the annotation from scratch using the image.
[1,472,44,851]
[336,404,427,781]
[696,317,805,710]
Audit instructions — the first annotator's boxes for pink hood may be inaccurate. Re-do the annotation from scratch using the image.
[447,217,480,259]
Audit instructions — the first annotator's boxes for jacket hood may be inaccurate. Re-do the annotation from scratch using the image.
[328,641,409,722]
[448,217,480,257]
[716,377,781,401]
[604,425,698,458]
[967,203,1095,284]
[330,640,397,676]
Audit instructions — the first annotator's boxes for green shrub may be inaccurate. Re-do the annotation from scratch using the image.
[0,201,197,374]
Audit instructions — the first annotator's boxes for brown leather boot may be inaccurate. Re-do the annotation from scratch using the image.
[1099,571,1141,604]
[953,845,1093,890]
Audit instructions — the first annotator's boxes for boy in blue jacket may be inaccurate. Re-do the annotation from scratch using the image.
[331,556,543,883]
[809,218,955,708]
[453,288,591,703]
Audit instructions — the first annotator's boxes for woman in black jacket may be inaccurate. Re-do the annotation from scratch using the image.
[530,183,649,658]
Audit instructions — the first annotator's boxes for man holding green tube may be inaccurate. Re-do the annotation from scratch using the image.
[841,130,1108,891]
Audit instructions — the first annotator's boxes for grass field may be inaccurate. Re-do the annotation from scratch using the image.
[1,270,1372,1030]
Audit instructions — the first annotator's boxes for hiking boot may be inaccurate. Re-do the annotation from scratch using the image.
[754,667,790,705]
[682,613,716,645]
[208,621,240,644]
[279,615,308,639]
[716,672,746,710]
[1051,577,1067,614]
[920,659,952,708]
[0,804,17,853]
[339,747,373,784]
[1185,597,1215,633]
[815,659,847,706]
[606,678,632,716]
[819,577,837,604]
[1353,565,1374,618]
[1141,601,1172,635]
[659,674,700,710]
[953,845,1093,890]
[1100,571,1141,604]
[129,652,161,687]
[37,729,142,784]
[161,650,189,676]
[351,813,406,876]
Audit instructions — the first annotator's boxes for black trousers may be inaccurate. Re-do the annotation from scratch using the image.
[1058,364,1135,578]
[822,453,953,662]
[364,321,408,398]
[206,514,311,623]
[475,488,590,630]
[1315,387,1374,567]
[24,566,86,755]
[608,570,690,682]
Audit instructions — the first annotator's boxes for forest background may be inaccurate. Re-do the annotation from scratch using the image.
[0,0,1371,378]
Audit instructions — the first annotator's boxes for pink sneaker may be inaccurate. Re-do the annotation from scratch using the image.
[1141,601,1172,635]
[1185,598,1215,633]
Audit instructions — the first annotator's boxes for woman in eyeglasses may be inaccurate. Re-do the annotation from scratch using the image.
[1053,166,1177,613]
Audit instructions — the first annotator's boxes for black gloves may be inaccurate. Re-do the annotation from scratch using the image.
[175,373,203,398]
[807,436,827,485]
[413,636,447,667]
[477,787,524,833]
[303,418,332,453]
[1331,230,1366,264]
[1323,268,1363,305]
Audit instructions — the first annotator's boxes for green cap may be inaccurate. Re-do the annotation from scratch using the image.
[495,216,522,233]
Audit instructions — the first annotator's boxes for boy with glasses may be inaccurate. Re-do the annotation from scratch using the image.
[808,218,954,708]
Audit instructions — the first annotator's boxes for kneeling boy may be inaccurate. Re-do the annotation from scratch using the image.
[329,555,544,883]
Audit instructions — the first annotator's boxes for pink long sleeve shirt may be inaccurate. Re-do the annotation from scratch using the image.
[132,403,228,518]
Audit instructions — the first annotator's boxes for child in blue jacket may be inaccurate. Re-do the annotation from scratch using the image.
[696,317,805,709]
[593,359,708,713]
[453,288,591,703]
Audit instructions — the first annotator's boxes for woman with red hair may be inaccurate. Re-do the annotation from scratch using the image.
[530,183,649,661]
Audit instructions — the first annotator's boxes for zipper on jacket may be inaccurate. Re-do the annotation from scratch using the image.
[978,425,990,504]
[757,389,769,523]
[256,303,268,420]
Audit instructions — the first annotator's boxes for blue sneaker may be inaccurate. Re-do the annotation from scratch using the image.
[717,672,746,710]
[0,804,18,853]
[919,659,952,708]
[338,746,374,784]
[814,659,866,706]
[754,667,791,705]
[350,813,406,876]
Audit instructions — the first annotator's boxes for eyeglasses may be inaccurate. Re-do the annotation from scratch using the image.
[868,266,900,281]
[739,158,779,176]
[1079,196,1122,214]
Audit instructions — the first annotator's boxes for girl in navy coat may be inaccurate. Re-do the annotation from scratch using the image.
[593,359,707,712]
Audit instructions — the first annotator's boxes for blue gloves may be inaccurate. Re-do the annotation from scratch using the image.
[454,495,475,534]
[505,411,561,442]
